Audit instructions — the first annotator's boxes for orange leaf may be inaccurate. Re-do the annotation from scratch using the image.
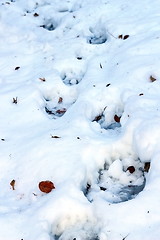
[39,181,55,193]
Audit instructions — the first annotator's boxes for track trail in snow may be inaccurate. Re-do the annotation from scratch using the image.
[1,1,160,240]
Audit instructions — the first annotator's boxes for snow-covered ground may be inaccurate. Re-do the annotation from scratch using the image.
[1,0,160,239]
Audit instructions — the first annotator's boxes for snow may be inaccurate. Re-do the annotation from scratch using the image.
[1,0,160,239]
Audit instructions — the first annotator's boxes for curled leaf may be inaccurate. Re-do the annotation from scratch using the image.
[33,13,39,17]
[12,97,18,104]
[10,179,16,190]
[118,34,123,39]
[39,77,46,82]
[93,115,102,122]
[150,75,156,82]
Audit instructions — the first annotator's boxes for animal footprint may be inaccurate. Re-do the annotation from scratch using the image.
[61,70,85,86]
[92,108,122,130]
[45,96,68,118]
[87,24,107,44]
[40,18,58,31]
[85,157,146,204]
[43,88,77,119]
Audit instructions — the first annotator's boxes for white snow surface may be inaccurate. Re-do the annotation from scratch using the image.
[0,0,160,239]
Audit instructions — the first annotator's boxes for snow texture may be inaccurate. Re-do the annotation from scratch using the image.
[0,0,160,239]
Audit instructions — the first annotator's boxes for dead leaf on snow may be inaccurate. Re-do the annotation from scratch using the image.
[39,181,55,193]
[10,179,16,190]
[150,75,156,82]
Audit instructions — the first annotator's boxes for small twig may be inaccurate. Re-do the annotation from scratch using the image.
[107,30,117,39]
[122,233,130,240]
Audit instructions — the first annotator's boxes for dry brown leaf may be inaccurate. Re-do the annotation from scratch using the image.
[39,77,46,82]
[93,115,102,122]
[56,108,66,114]
[114,114,121,123]
[58,97,63,103]
[10,179,16,190]
[144,162,150,172]
[150,75,156,82]
[123,35,129,40]
[127,166,135,173]
[15,66,20,70]
[33,13,39,17]
[118,34,123,39]
[51,135,61,138]
[39,181,55,193]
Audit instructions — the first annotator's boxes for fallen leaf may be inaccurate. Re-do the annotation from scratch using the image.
[39,77,46,82]
[127,166,135,173]
[56,108,66,114]
[118,34,123,39]
[123,35,129,40]
[33,13,39,17]
[40,24,45,28]
[10,179,16,190]
[15,66,20,70]
[12,97,18,104]
[114,114,121,123]
[51,135,61,138]
[58,97,63,103]
[39,181,55,193]
[144,162,150,172]
[150,75,156,82]
[100,186,107,191]
[93,115,102,122]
